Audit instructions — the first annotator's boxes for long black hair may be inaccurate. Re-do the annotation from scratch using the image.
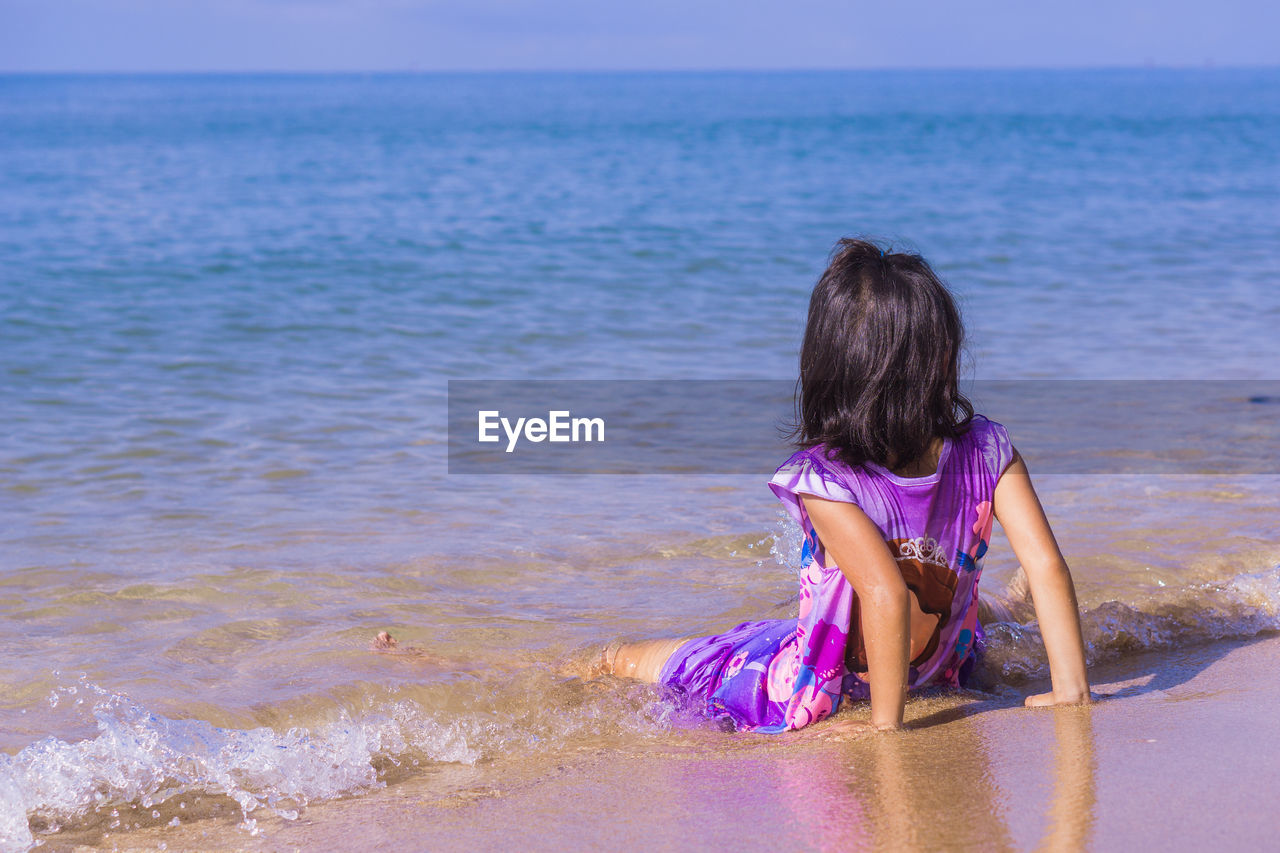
[792,238,973,470]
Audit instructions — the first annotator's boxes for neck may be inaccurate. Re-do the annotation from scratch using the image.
[889,436,945,477]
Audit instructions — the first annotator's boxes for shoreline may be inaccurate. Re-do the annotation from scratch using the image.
[45,630,1280,851]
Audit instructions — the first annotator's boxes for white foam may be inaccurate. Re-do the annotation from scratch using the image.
[0,673,695,851]
[975,564,1280,684]
[769,509,807,577]
[0,683,487,853]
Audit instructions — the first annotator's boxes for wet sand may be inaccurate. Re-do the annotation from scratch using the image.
[52,631,1280,852]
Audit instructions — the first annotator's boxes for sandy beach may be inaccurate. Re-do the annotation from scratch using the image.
[38,632,1280,851]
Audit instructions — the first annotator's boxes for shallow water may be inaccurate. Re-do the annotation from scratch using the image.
[1,69,1279,850]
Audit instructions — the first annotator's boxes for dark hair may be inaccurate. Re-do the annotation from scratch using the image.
[792,237,973,470]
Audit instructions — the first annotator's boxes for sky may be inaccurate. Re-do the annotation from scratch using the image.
[1,0,1277,73]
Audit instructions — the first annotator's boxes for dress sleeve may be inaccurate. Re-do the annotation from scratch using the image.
[980,417,1017,486]
[768,449,859,566]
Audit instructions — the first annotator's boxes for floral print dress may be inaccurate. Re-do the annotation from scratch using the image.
[658,415,1016,733]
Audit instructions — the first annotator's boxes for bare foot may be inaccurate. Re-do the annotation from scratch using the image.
[594,641,620,676]
[370,630,448,664]
[369,631,491,670]
[551,642,621,680]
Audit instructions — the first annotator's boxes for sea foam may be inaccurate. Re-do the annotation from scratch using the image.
[975,564,1280,684]
[0,671,695,852]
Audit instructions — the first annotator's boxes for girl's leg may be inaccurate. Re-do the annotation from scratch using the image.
[977,593,1016,625]
[372,630,695,682]
[977,567,1035,625]
[607,636,696,683]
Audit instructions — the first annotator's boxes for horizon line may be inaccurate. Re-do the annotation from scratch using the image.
[1,62,1276,76]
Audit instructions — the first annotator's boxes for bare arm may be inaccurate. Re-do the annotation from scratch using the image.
[992,449,1091,705]
[801,495,910,730]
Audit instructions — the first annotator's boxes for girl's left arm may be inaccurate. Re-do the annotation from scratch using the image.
[992,449,1092,705]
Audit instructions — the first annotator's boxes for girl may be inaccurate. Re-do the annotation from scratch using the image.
[605,238,1092,733]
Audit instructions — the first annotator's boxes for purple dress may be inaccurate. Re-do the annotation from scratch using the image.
[659,415,1015,733]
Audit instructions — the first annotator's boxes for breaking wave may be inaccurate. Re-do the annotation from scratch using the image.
[0,675,700,852]
[976,565,1280,683]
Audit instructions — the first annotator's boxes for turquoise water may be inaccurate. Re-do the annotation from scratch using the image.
[1,70,1279,849]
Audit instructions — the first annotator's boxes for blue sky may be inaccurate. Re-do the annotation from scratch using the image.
[2,0,1276,72]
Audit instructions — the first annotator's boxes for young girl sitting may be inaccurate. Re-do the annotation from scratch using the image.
[605,238,1092,734]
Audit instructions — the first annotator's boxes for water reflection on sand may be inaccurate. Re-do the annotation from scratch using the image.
[774,701,1096,851]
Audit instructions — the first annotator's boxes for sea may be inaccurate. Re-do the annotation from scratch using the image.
[1,69,1278,850]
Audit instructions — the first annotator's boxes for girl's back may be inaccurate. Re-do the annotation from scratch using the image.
[770,415,1012,703]
[604,238,1090,734]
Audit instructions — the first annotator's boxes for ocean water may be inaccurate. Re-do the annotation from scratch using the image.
[1,69,1279,850]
